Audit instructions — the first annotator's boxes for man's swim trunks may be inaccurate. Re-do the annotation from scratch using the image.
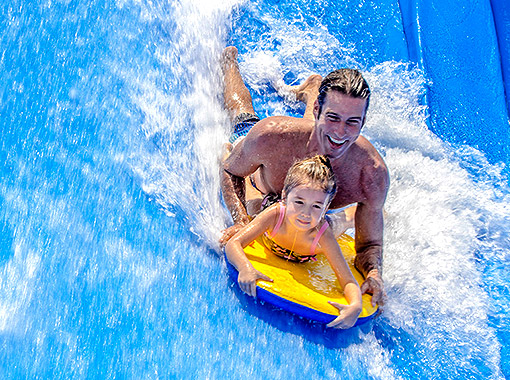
[229,113,260,144]
[260,192,280,211]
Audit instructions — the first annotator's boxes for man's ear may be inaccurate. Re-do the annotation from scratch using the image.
[313,99,320,120]
[360,111,367,128]
[360,99,369,128]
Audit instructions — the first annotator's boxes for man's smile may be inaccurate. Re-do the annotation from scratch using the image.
[327,134,347,148]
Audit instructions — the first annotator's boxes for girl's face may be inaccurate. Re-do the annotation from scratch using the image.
[284,185,330,231]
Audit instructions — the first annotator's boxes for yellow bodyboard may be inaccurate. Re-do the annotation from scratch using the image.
[240,233,377,323]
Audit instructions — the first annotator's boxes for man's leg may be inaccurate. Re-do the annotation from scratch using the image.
[221,46,256,121]
[288,74,322,120]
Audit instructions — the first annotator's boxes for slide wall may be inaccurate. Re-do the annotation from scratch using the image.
[399,0,510,164]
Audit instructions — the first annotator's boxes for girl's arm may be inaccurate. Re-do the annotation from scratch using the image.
[225,206,277,297]
[318,230,362,329]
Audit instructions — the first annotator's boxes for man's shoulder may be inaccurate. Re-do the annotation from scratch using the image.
[354,136,389,204]
[354,136,387,170]
[245,116,312,148]
[252,115,312,133]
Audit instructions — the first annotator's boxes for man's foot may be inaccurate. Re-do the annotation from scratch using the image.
[274,74,322,120]
[221,46,239,73]
[275,74,322,104]
[289,74,323,104]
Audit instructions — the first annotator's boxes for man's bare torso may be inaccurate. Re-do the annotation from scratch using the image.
[225,115,387,210]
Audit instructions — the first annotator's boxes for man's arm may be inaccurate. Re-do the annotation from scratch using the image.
[353,161,389,306]
[221,169,250,224]
[220,137,263,245]
[354,203,384,306]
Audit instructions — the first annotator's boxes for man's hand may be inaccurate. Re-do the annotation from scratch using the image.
[360,269,385,307]
[219,223,246,247]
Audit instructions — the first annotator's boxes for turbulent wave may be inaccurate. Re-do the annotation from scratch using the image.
[124,0,243,248]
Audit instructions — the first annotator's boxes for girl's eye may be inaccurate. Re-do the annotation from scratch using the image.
[295,200,304,205]
[313,204,322,209]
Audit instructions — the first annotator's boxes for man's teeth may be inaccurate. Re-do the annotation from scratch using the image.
[329,136,345,145]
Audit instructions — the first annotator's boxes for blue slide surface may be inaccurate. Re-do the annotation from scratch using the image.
[399,0,510,164]
[491,0,510,115]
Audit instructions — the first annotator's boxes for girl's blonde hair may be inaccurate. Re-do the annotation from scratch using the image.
[282,155,337,203]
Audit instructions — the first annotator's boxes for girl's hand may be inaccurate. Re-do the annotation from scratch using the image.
[238,268,273,297]
[326,301,362,329]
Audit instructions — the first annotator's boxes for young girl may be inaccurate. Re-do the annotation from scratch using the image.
[225,155,362,329]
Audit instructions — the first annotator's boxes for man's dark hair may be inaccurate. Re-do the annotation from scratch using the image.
[316,69,371,116]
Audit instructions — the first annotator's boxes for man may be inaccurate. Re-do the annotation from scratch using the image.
[220,46,389,306]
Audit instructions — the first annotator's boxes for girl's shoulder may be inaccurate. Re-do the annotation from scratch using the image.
[253,202,283,230]
[313,220,338,254]
[257,201,282,217]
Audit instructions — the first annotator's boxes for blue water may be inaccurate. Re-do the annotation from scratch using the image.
[1,0,509,379]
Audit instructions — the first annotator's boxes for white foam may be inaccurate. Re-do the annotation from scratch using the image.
[125,0,244,248]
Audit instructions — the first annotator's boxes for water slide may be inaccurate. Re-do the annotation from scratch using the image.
[1,0,509,379]
[491,0,510,115]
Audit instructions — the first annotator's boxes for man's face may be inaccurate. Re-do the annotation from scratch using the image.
[313,91,367,160]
